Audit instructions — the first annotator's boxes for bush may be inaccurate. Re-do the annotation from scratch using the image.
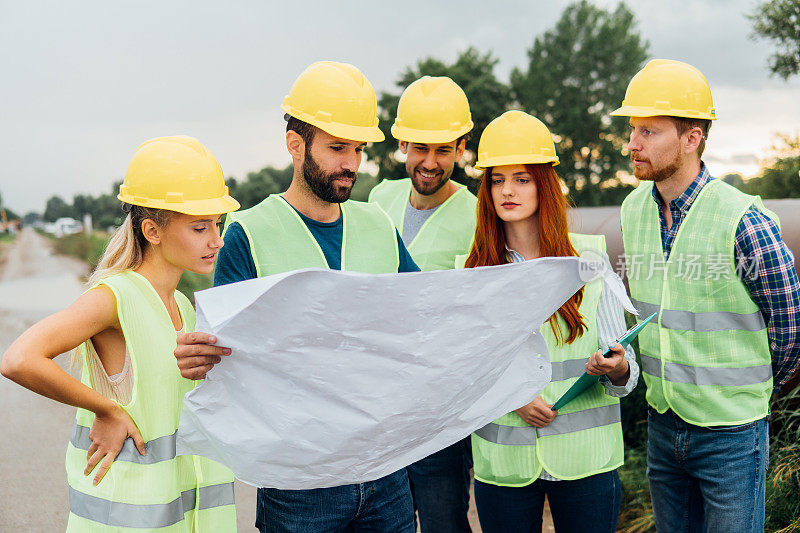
[51,232,213,304]
[177,271,213,305]
[766,388,800,532]
[52,232,110,271]
[618,446,654,532]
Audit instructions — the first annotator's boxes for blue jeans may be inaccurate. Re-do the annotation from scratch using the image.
[405,438,472,532]
[647,407,768,533]
[473,470,621,533]
[255,469,414,532]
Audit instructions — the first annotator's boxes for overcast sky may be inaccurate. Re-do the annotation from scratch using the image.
[1,0,798,214]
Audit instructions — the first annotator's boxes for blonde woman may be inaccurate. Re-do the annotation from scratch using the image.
[1,136,239,532]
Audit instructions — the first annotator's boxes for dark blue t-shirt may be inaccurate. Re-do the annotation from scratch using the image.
[214,200,419,286]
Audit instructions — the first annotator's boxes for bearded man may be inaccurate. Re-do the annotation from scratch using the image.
[369,76,477,532]
[616,59,800,533]
[175,61,419,533]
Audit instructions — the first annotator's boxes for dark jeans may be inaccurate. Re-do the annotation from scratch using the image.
[647,407,768,533]
[256,469,414,533]
[405,438,472,532]
[474,470,621,533]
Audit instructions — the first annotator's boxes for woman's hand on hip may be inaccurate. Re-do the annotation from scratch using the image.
[84,401,145,486]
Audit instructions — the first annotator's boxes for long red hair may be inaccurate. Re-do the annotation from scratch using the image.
[465,163,587,344]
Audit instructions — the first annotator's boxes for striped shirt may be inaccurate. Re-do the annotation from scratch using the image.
[507,248,639,481]
[651,164,800,393]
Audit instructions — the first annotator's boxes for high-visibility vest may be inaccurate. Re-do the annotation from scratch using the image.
[65,271,235,532]
[369,178,477,271]
[621,178,775,426]
[225,194,399,276]
[470,234,624,485]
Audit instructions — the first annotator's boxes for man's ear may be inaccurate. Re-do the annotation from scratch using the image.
[684,127,703,155]
[141,219,161,246]
[398,140,409,155]
[455,139,466,161]
[286,130,305,160]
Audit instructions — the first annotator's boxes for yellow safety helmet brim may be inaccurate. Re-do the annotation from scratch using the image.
[281,102,385,143]
[474,154,559,171]
[117,192,240,216]
[390,122,473,144]
[610,104,717,121]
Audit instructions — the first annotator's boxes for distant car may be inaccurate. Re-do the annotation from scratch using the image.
[44,217,83,238]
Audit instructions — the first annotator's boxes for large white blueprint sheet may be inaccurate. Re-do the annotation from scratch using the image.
[176,257,626,489]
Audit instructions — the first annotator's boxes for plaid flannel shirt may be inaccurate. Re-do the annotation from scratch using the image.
[651,164,800,394]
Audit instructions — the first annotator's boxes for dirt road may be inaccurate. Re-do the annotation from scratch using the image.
[0,228,554,532]
[0,229,261,531]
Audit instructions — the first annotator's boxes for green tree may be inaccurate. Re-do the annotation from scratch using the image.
[743,134,800,199]
[750,0,800,79]
[510,0,649,207]
[368,47,511,193]
[226,165,294,210]
[43,195,76,222]
[721,172,746,189]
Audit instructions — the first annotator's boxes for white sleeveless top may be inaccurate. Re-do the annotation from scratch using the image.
[85,327,183,405]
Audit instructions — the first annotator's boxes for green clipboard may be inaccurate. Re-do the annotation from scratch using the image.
[551,312,657,411]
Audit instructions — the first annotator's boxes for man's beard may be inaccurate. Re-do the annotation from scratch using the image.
[303,150,356,203]
[407,162,452,196]
[631,147,682,183]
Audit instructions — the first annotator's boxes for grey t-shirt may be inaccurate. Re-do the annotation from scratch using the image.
[402,200,440,246]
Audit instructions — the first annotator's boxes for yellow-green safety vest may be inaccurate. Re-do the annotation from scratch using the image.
[225,194,399,276]
[621,178,775,426]
[369,178,477,271]
[469,234,624,485]
[66,271,235,532]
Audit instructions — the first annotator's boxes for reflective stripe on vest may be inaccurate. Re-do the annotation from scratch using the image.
[550,358,588,381]
[621,179,775,426]
[639,354,772,386]
[69,483,234,529]
[475,404,621,446]
[631,298,766,332]
[71,423,177,465]
[470,233,625,485]
[369,178,477,271]
[66,271,235,532]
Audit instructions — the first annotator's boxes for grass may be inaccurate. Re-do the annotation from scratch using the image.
[0,231,17,243]
[766,387,800,532]
[52,231,109,271]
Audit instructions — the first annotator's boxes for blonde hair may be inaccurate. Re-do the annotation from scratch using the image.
[74,205,172,370]
[69,204,174,371]
[87,205,172,287]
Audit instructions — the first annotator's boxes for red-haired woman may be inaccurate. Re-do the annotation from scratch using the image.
[464,111,639,533]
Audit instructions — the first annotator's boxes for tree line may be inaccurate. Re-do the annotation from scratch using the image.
[35,0,800,226]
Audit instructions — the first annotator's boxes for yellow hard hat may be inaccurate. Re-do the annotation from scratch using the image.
[611,59,716,120]
[391,76,473,143]
[281,61,384,143]
[475,110,559,170]
[118,136,240,215]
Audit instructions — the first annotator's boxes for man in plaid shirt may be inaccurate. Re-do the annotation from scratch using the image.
[614,59,800,532]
